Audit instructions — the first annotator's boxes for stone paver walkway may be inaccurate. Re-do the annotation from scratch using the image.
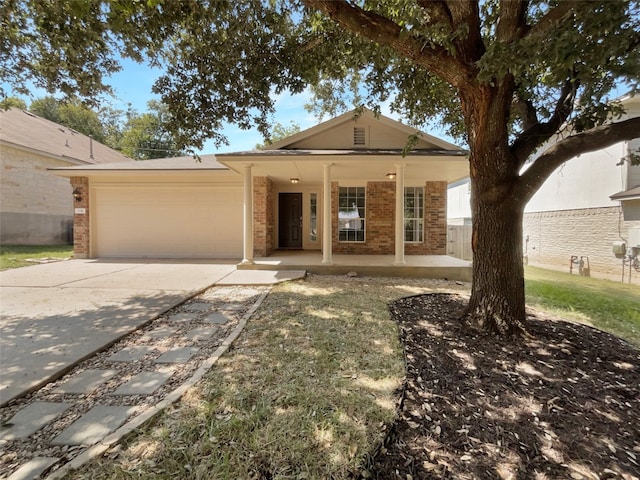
[0,286,269,480]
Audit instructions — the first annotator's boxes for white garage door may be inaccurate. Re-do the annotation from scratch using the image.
[94,185,243,258]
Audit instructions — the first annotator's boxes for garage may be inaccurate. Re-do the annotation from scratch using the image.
[93,184,243,258]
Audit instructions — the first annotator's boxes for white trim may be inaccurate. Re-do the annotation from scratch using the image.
[394,163,406,265]
[241,164,254,265]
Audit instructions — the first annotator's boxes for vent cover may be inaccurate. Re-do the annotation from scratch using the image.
[353,127,366,146]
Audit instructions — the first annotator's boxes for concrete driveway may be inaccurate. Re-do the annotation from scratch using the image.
[0,259,240,406]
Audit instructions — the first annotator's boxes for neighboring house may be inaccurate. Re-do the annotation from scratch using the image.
[447,93,640,283]
[51,109,468,262]
[0,108,133,244]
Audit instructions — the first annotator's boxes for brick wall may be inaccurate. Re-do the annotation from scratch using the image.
[330,180,448,255]
[253,176,274,256]
[1,145,74,244]
[523,206,640,282]
[420,181,448,255]
[70,177,90,258]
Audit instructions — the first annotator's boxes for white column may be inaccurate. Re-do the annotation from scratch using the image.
[241,164,254,265]
[322,163,333,264]
[394,163,406,265]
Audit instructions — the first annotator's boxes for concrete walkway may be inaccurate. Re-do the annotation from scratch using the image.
[0,259,304,407]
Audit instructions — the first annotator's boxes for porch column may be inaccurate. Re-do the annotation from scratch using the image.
[241,163,254,265]
[322,163,333,264]
[394,163,406,265]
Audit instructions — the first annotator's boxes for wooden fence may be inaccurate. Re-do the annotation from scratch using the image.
[447,224,473,261]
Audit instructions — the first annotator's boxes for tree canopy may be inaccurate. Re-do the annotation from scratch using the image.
[119,100,185,159]
[2,0,639,333]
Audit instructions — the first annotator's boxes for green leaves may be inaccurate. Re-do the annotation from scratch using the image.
[2,1,638,152]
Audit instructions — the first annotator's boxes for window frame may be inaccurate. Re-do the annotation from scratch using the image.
[338,186,366,243]
[404,186,424,243]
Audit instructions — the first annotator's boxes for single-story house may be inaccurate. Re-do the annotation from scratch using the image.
[51,109,469,263]
[0,108,133,244]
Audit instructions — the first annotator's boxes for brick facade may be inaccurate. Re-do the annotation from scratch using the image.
[253,176,275,257]
[523,206,640,283]
[0,144,74,244]
[419,181,448,255]
[70,177,90,258]
[329,180,448,255]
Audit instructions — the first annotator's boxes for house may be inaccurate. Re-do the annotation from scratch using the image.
[447,93,640,283]
[0,108,133,244]
[50,109,469,263]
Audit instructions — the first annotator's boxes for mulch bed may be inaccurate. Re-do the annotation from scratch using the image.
[368,293,640,480]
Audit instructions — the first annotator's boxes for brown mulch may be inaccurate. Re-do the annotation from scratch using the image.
[368,293,640,480]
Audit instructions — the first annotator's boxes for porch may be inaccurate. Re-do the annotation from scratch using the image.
[237,251,472,282]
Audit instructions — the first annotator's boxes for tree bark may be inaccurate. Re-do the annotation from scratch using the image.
[466,188,526,335]
[461,83,528,335]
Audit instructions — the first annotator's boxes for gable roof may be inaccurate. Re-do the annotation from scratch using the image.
[0,108,132,165]
[218,108,468,184]
[267,108,463,152]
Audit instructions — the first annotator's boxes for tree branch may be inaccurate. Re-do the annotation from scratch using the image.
[302,0,472,87]
[511,79,578,169]
[523,1,578,38]
[517,116,640,202]
[445,0,485,62]
[416,0,453,29]
[496,0,528,42]
[511,95,538,131]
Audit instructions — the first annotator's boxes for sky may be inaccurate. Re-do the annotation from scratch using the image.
[103,58,325,154]
[5,56,456,156]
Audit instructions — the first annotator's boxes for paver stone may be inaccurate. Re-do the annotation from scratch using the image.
[53,369,117,394]
[51,405,137,446]
[0,402,72,441]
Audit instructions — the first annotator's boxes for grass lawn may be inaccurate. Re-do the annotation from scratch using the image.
[64,277,463,480]
[18,269,640,478]
[525,265,640,346]
[0,244,73,271]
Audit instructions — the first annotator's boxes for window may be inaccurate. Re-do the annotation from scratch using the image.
[310,193,317,241]
[338,186,365,242]
[404,187,424,243]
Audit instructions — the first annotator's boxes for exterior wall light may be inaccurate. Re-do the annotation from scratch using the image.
[290,178,299,184]
[72,188,82,202]
[386,172,396,180]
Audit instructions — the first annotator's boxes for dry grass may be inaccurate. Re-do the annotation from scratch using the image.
[63,275,466,479]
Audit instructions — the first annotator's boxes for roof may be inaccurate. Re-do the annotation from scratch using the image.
[610,185,640,201]
[218,108,469,184]
[50,154,228,177]
[219,148,466,157]
[0,108,132,165]
[264,108,464,152]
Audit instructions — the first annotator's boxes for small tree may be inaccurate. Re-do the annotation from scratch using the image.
[0,96,27,110]
[30,96,107,143]
[3,0,639,335]
[120,100,185,160]
[255,121,302,149]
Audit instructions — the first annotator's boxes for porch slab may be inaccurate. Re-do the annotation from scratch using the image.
[238,253,472,282]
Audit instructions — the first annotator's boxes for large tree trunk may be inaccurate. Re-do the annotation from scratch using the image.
[460,84,528,335]
[466,188,527,335]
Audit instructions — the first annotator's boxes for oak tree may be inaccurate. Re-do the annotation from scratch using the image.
[3,0,639,334]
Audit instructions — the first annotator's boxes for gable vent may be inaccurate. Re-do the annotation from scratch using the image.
[353,127,366,146]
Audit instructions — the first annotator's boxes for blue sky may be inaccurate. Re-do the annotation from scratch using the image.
[6,56,457,155]
[104,59,324,154]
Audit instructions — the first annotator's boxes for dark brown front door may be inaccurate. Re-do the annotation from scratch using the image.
[279,193,302,249]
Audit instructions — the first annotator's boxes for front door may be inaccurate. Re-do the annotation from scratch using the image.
[279,193,303,249]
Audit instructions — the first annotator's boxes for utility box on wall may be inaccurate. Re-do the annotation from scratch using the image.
[613,241,627,258]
